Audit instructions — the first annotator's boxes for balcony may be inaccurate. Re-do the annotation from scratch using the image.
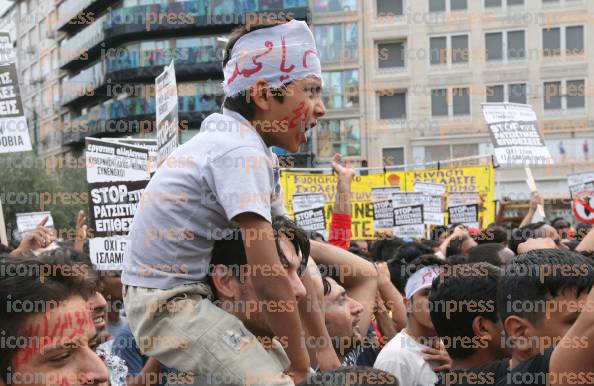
[59,0,309,70]
[62,92,224,145]
[60,14,107,69]
[61,45,221,107]
[57,0,118,33]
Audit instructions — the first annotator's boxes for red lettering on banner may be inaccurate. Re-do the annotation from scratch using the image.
[279,36,295,82]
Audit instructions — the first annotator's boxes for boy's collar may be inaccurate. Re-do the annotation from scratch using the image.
[221,108,271,151]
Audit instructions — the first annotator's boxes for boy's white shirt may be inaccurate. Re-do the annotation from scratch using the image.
[122,109,287,289]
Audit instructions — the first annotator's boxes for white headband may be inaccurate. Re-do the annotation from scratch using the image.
[223,20,323,97]
[405,265,442,299]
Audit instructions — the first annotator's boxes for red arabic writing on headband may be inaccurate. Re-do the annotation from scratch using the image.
[227,36,317,85]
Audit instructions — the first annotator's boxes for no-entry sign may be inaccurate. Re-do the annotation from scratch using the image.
[573,192,594,224]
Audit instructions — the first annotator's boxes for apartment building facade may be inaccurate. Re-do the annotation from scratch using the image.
[4,0,594,201]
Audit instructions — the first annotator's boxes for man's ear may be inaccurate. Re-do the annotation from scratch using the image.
[473,316,498,343]
[211,265,240,300]
[404,297,412,315]
[503,315,533,352]
[250,79,272,113]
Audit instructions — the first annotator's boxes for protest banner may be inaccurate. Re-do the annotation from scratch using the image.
[448,204,480,229]
[568,172,594,224]
[85,138,150,270]
[155,60,179,166]
[88,180,146,237]
[292,193,327,238]
[482,103,552,165]
[414,182,446,196]
[393,204,424,238]
[282,172,402,239]
[371,186,401,229]
[16,211,54,234]
[105,138,158,174]
[0,32,32,154]
[408,165,494,229]
[282,165,494,240]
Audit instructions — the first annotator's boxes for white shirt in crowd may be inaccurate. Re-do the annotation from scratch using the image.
[373,329,438,386]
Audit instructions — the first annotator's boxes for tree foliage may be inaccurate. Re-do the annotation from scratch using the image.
[0,152,87,245]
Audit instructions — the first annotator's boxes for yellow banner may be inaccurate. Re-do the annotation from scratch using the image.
[281,164,494,240]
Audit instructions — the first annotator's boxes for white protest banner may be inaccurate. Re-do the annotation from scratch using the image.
[294,208,327,238]
[16,211,54,233]
[392,192,443,226]
[371,187,402,229]
[292,193,326,238]
[0,32,32,153]
[393,204,424,239]
[292,193,326,212]
[86,139,149,270]
[373,200,394,229]
[86,138,150,183]
[448,204,479,229]
[420,195,444,226]
[105,138,158,174]
[156,60,179,166]
[89,236,128,271]
[482,103,552,165]
[414,182,446,196]
[568,172,594,197]
[447,193,480,207]
[371,187,401,202]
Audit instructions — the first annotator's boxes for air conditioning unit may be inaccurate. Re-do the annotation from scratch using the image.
[25,46,36,55]
[52,102,61,112]
[46,30,57,39]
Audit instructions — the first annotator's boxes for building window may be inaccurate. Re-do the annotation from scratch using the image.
[452,88,470,115]
[382,147,405,166]
[567,80,586,109]
[543,25,584,57]
[486,85,504,102]
[313,0,357,12]
[429,0,467,12]
[430,34,469,66]
[431,89,449,116]
[544,79,585,111]
[316,119,361,158]
[485,30,525,61]
[486,83,527,104]
[425,144,478,163]
[431,87,471,117]
[377,41,406,68]
[379,92,407,119]
[321,70,359,109]
[566,26,585,55]
[451,35,469,63]
[543,0,583,7]
[377,0,404,16]
[314,23,358,63]
[543,28,561,57]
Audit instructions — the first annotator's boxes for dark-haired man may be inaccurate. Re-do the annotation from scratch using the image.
[0,252,109,386]
[374,255,451,385]
[122,19,327,384]
[209,218,311,385]
[429,263,509,386]
[495,249,594,386]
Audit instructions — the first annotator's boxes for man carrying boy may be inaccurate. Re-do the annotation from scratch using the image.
[122,19,326,385]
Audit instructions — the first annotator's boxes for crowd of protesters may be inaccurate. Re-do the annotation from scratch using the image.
[3,18,594,386]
